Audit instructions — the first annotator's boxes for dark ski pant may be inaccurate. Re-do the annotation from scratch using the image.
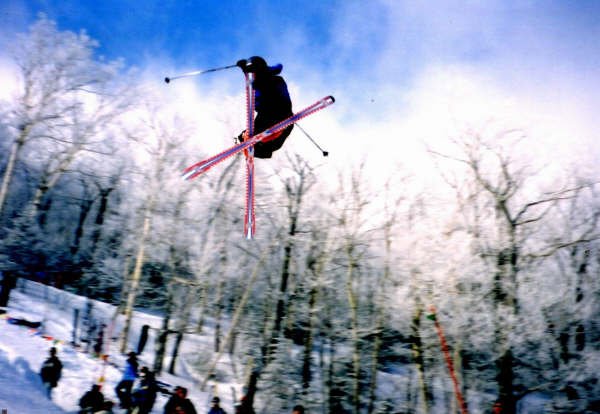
[43,381,54,398]
[252,115,293,158]
[116,379,134,408]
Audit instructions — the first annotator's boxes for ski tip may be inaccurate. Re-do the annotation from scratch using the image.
[328,95,335,103]
[182,169,197,180]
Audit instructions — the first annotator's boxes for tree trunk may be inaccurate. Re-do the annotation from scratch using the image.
[30,148,80,223]
[411,305,431,413]
[368,206,395,414]
[367,313,383,414]
[89,187,113,257]
[153,296,173,374]
[36,189,52,227]
[327,335,342,414]
[168,287,194,375]
[496,349,516,413]
[201,248,268,391]
[168,329,184,375]
[273,240,293,339]
[215,279,225,352]
[345,245,361,414]
[0,130,27,218]
[115,256,132,316]
[0,272,17,308]
[301,283,318,392]
[267,214,297,365]
[195,284,207,333]
[240,370,259,414]
[71,198,94,255]
[120,204,153,353]
[494,244,518,413]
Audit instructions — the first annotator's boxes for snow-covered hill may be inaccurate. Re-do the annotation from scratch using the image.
[0,279,237,414]
[0,279,561,414]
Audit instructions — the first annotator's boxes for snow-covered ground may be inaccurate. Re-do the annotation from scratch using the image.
[0,279,558,414]
[0,279,238,414]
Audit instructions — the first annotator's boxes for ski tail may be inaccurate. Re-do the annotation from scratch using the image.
[243,71,257,239]
[244,151,256,239]
[182,143,246,180]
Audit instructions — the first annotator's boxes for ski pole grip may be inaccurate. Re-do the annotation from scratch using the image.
[164,77,171,84]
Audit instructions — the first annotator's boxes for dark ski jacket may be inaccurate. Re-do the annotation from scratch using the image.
[163,395,197,414]
[131,374,158,413]
[79,385,104,413]
[253,75,293,124]
[251,74,294,158]
[40,355,63,387]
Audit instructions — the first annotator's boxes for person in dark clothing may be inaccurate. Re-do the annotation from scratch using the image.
[137,324,150,355]
[93,324,105,357]
[292,405,305,414]
[97,400,115,414]
[40,346,63,398]
[115,351,138,408]
[164,386,197,414]
[208,396,227,414]
[129,367,158,414]
[236,56,294,159]
[7,316,42,328]
[235,395,255,414]
[79,384,105,413]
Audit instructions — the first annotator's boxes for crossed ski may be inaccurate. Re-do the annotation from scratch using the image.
[243,71,256,239]
[181,68,334,239]
[182,96,335,181]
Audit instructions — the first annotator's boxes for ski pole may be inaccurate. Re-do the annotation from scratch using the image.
[296,124,329,157]
[165,64,238,83]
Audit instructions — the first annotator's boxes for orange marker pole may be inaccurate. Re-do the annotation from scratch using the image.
[429,306,469,414]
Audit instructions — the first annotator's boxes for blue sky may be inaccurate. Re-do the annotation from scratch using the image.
[2,0,600,173]
[5,1,598,93]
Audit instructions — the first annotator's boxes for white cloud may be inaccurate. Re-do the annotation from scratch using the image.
[310,60,600,194]
[0,58,19,101]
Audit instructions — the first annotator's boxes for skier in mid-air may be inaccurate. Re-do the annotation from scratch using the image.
[172,56,334,238]
[236,56,293,158]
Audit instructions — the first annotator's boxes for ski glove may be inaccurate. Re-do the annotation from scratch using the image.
[236,59,248,71]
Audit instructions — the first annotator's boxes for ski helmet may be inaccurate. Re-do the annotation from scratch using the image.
[247,56,283,75]
[248,56,267,72]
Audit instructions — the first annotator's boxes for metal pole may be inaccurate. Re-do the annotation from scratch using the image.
[296,124,329,157]
[165,64,238,83]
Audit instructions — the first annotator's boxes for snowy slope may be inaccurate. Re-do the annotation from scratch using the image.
[0,280,556,414]
[0,320,69,413]
[0,280,238,414]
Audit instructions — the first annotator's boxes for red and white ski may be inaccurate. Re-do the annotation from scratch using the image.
[182,95,335,181]
[182,69,334,239]
[243,71,256,239]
